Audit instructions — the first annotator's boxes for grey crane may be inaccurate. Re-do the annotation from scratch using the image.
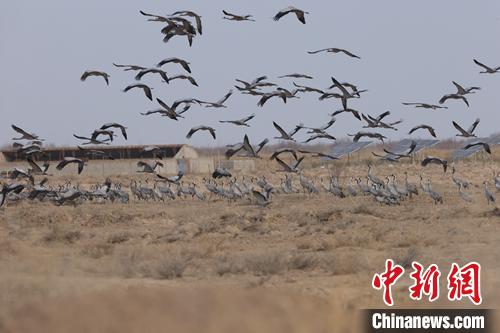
[402,102,448,110]
[273,6,309,24]
[212,167,232,179]
[170,10,203,35]
[167,74,198,87]
[348,131,386,143]
[330,108,362,121]
[186,126,216,140]
[452,81,480,95]
[275,156,305,173]
[100,123,128,140]
[303,132,336,143]
[421,156,448,173]
[273,121,301,141]
[123,83,153,100]
[222,10,255,21]
[56,157,85,175]
[464,142,491,154]
[408,124,437,138]
[113,63,146,72]
[157,170,184,185]
[473,59,500,74]
[279,73,313,79]
[483,182,496,204]
[156,57,192,73]
[137,161,163,173]
[201,90,233,108]
[308,48,360,59]
[439,94,469,107]
[270,148,298,161]
[11,125,42,141]
[458,184,473,203]
[219,114,255,127]
[452,118,480,138]
[73,134,110,145]
[27,157,50,175]
[78,146,114,160]
[81,70,110,85]
[135,68,169,82]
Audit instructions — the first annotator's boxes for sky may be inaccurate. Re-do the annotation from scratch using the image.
[1,0,499,148]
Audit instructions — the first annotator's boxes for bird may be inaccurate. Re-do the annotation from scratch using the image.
[382,141,417,160]
[156,57,191,73]
[27,157,50,175]
[252,188,272,207]
[222,10,255,21]
[135,68,169,82]
[300,118,336,134]
[327,77,366,109]
[77,146,114,160]
[219,114,255,127]
[167,74,198,87]
[11,125,42,141]
[73,134,110,145]
[270,148,298,161]
[402,102,448,110]
[452,119,480,138]
[483,182,496,204]
[201,90,233,108]
[187,126,216,139]
[123,84,153,101]
[292,82,325,95]
[473,59,500,74]
[308,48,361,59]
[464,142,491,154]
[157,170,184,184]
[113,63,145,72]
[303,132,336,143]
[348,131,386,143]
[81,71,110,85]
[275,156,305,173]
[439,94,469,107]
[361,112,401,130]
[421,156,448,173]
[278,73,313,79]
[408,124,437,138]
[452,81,480,95]
[212,167,232,179]
[100,123,128,140]
[330,108,362,121]
[273,6,309,24]
[170,10,203,35]
[56,157,85,174]
[272,121,301,141]
[137,161,163,173]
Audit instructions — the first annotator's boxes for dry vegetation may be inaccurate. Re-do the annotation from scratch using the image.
[0,152,499,332]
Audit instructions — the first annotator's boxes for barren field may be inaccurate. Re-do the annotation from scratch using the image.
[0,156,499,333]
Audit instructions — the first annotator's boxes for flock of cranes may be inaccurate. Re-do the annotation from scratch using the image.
[1,5,499,209]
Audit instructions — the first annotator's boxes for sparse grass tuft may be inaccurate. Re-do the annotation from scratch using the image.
[43,225,82,244]
[81,242,114,259]
[396,247,419,269]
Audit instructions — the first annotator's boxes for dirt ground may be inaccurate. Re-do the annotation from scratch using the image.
[0,156,498,333]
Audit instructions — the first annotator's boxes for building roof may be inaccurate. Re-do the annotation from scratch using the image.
[1,144,193,162]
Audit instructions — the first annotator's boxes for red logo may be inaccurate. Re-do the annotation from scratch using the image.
[372,259,405,306]
[409,262,441,302]
[372,261,482,306]
[447,262,482,305]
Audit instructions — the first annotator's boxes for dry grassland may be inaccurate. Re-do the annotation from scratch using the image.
[0,151,498,333]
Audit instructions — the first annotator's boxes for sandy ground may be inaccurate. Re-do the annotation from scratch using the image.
[0,157,498,332]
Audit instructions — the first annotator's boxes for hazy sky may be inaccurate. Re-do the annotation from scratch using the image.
[1,1,499,148]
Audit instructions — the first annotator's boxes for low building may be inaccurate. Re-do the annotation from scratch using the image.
[0,144,255,176]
